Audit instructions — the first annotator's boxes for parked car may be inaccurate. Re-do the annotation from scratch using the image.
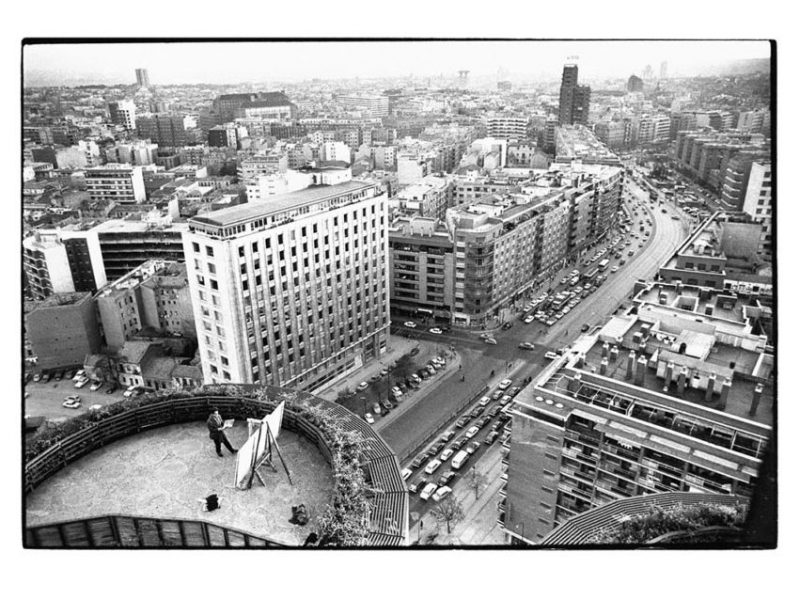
[484,337,497,345]
[498,379,512,390]
[432,486,453,502]
[424,459,443,475]
[72,370,85,381]
[411,454,429,470]
[478,416,493,428]
[491,390,503,401]
[89,381,103,392]
[428,327,443,334]
[364,413,375,424]
[419,482,438,501]
[381,399,393,412]
[488,405,503,418]
[465,425,480,439]
[105,384,117,394]
[455,416,471,429]
[33,373,41,383]
[41,373,51,384]
[54,371,63,382]
[410,347,420,356]
[440,430,455,443]
[401,468,413,481]
[499,395,512,406]
[438,470,456,487]
[408,478,427,494]
[478,395,491,407]
[431,441,446,455]
[465,441,481,456]
[418,369,430,379]
[403,321,417,328]
[544,351,559,360]
[483,429,500,444]
[451,436,467,451]
[508,386,521,397]
[74,378,88,389]
[470,407,484,419]
[439,448,454,462]
[519,342,535,350]
[122,385,137,397]
[523,315,535,324]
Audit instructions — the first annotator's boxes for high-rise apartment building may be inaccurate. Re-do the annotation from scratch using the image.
[337,94,390,118]
[741,160,773,259]
[136,114,199,148]
[184,181,390,391]
[135,68,150,89]
[108,100,137,130]
[85,164,147,204]
[559,64,591,126]
[23,230,107,300]
[499,280,773,544]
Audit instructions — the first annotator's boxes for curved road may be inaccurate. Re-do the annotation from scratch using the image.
[381,177,693,461]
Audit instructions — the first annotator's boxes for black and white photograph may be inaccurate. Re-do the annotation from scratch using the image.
[6,3,795,597]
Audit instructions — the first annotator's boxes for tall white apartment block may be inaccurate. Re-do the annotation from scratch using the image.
[109,100,137,130]
[185,180,390,391]
[741,160,773,258]
[85,163,147,204]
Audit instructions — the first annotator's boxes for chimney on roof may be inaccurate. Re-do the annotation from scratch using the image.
[635,355,647,386]
[602,342,610,359]
[626,350,636,380]
[568,372,582,396]
[575,354,585,368]
[677,367,688,395]
[663,361,675,392]
[749,383,764,417]
[705,373,717,402]
[600,358,609,375]
[610,345,619,362]
[719,377,732,410]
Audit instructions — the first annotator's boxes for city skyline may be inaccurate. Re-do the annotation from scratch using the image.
[24,40,770,86]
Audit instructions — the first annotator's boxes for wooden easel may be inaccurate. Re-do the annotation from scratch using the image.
[245,420,294,488]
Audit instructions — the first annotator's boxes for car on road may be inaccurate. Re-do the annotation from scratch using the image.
[408,478,427,494]
[469,407,484,420]
[628,249,635,256]
[671,215,680,220]
[401,468,413,481]
[72,370,85,381]
[491,390,503,401]
[478,395,491,407]
[619,259,626,266]
[403,321,417,328]
[581,323,590,332]
[610,266,619,273]
[501,322,513,330]
[364,413,375,424]
[432,486,453,502]
[544,351,559,360]
[440,430,455,443]
[498,379,512,390]
[488,405,503,418]
[54,371,63,382]
[418,369,430,379]
[477,415,493,429]
[41,373,51,384]
[74,378,88,389]
[499,394,512,406]
[426,365,436,375]
[451,436,467,450]
[465,425,480,439]
[523,315,535,324]
[411,454,429,470]
[438,470,456,487]
[420,482,438,501]
[484,337,497,345]
[380,368,389,377]
[381,398,393,412]
[89,381,103,392]
[391,386,403,396]
[661,208,667,213]
[508,386,521,397]
[356,381,369,391]
[431,441,446,455]
[62,396,82,409]
[33,373,41,383]
[428,327,443,334]
[440,448,454,462]
[465,441,481,456]
[518,342,535,350]
[424,459,443,475]
[455,416,471,429]
[370,374,381,383]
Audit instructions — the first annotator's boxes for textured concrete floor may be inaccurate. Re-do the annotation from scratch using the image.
[25,422,334,546]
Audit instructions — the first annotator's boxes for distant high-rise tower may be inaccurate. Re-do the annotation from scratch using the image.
[135,68,150,89]
[559,63,591,126]
[642,64,654,80]
[660,61,668,80]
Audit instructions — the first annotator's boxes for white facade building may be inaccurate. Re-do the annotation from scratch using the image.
[184,180,390,391]
[85,163,147,204]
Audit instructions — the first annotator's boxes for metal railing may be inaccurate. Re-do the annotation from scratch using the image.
[26,514,284,548]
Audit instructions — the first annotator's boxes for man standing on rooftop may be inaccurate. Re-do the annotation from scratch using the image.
[206,407,236,457]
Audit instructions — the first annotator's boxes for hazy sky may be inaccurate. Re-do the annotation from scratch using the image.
[24,40,770,86]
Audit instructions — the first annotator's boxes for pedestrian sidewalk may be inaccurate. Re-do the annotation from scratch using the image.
[414,443,507,546]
